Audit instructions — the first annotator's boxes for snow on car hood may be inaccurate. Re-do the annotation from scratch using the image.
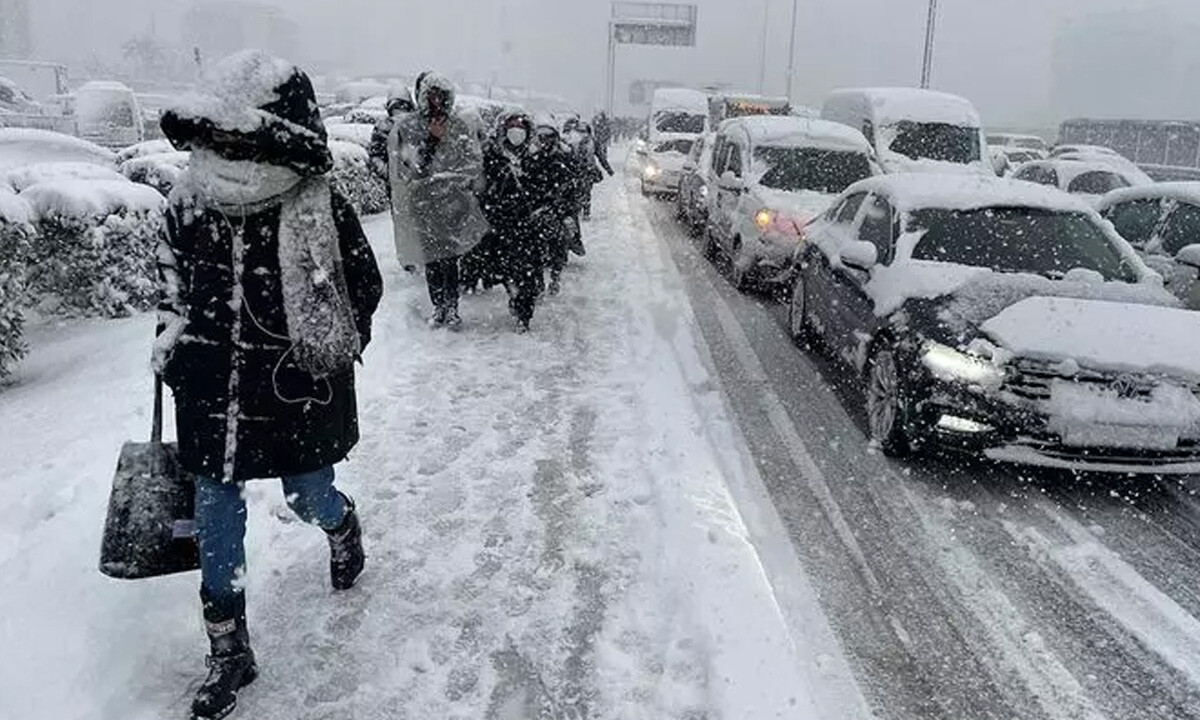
[648,150,688,172]
[982,296,1200,379]
[754,187,836,222]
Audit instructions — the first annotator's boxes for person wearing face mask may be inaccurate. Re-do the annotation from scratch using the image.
[480,111,547,332]
[527,122,577,296]
[388,72,488,328]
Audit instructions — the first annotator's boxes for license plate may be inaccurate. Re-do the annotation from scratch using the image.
[1061,424,1179,450]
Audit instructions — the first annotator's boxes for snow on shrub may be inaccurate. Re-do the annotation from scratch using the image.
[120,151,189,197]
[115,139,176,164]
[0,128,115,171]
[19,179,165,318]
[0,190,33,379]
[3,162,126,193]
[324,121,373,149]
[329,140,388,215]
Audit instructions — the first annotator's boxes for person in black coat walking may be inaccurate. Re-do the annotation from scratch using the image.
[527,121,578,296]
[367,89,415,180]
[155,50,383,720]
[480,110,547,332]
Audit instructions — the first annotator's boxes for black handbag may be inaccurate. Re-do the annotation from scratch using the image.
[99,377,200,580]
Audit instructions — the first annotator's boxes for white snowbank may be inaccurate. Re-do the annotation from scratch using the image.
[115,139,176,164]
[3,162,126,193]
[0,128,115,171]
[0,187,31,225]
[329,139,368,166]
[19,179,165,219]
[324,121,374,148]
[983,296,1200,378]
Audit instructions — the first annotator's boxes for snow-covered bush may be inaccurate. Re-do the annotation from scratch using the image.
[324,121,373,149]
[2,161,126,193]
[0,191,32,379]
[20,180,165,317]
[120,151,189,197]
[115,139,175,164]
[329,140,388,216]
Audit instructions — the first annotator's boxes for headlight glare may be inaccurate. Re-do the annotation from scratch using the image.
[922,342,1004,388]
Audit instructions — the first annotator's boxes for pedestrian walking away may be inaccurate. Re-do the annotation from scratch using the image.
[563,117,612,222]
[156,50,383,720]
[481,110,549,332]
[387,72,488,328]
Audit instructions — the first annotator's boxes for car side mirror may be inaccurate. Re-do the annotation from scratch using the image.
[839,241,878,272]
[718,170,744,193]
[1176,244,1200,269]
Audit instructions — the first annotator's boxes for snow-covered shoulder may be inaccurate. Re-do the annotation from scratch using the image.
[168,49,298,134]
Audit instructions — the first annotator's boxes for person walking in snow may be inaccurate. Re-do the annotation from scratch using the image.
[481,110,547,331]
[527,121,578,296]
[367,88,415,181]
[563,117,612,222]
[387,72,488,328]
[154,50,383,720]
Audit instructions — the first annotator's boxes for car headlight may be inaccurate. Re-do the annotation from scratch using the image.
[755,209,773,230]
[643,164,661,179]
[921,342,1005,388]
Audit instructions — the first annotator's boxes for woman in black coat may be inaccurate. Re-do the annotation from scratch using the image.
[154,50,382,720]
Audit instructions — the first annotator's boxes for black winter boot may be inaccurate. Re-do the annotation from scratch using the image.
[327,494,365,591]
[193,590,258,720]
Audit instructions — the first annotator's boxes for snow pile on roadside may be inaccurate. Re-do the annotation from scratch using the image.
[0,179,833,719]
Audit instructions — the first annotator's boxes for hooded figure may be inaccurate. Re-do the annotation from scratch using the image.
[387,72,488,326]
[562,117,610,221]
[527,121,578,295]
[367,87,415,180]
[480,109,548,331]
[156,50,382,720]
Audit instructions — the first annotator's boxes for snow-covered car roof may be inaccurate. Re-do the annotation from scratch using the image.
[827,87,980,127]
[1096,181,1200,212]
[652,87,709,114]
[0,128,115,171]
[1049,151,1152,186]
[1051,144,1119,157]
[1018,159,1137,188]
[721,116,872,154]
[846,173,1095,215]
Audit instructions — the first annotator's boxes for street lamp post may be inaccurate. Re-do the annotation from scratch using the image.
[920,0,939,89]
[757,0,770,94]
[785,0,799,102]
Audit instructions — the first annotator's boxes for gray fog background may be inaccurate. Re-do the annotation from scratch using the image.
[20,0,1200,127]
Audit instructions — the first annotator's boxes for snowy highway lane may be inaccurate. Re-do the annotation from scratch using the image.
[0,177,869,720]
[639,178,1200,720]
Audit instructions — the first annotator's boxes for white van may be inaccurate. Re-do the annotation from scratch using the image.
[820,88,990,175]
[647,87,709,143]
[75,81,145,149]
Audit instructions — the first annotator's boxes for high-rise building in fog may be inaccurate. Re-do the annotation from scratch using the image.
[1053,8,1200,120]
[0,0,32,59]
[183,1,299,68]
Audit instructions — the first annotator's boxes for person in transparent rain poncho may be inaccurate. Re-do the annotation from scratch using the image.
[387,72,489,328]
[153,50,383,720]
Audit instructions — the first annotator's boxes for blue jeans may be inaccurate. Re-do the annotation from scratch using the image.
[195,466,348,611]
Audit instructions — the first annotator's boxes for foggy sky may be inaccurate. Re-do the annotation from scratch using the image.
[24,0,1200,127]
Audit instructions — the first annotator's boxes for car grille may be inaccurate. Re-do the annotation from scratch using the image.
[1003,358,1157,402]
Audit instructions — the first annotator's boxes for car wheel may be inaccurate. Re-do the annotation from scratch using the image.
[865,344,913,457]
[788,271,812,347]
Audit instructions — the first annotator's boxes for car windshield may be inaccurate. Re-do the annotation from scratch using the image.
[909,206,1138,282]
[654,111,705,134]
[753,146,872,194]
[887,121,981,163]
[1106,199,1161,247]
[654,139,694,154]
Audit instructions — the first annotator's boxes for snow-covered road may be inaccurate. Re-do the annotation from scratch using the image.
[642,181,1200,720]
[0,177,863,719]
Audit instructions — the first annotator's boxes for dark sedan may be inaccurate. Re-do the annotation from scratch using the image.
[788,174,1200,474]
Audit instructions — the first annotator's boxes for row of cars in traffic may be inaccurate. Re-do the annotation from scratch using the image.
[637,86,1200,477]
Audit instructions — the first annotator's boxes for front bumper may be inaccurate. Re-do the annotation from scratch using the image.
[643,170,682,192]
[741,232,801,285]
[915,383,1200,475]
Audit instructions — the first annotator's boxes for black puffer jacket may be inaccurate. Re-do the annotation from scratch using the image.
[158,190,381,480]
